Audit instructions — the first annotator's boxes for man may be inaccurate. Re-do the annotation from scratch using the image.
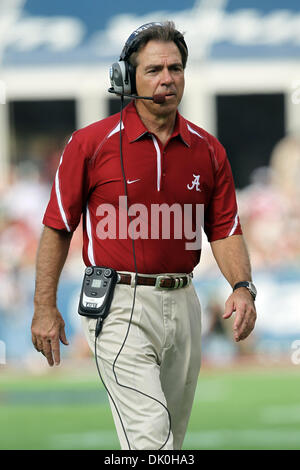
[31,21,257,450]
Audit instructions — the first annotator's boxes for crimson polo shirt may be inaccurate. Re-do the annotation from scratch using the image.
[43,100,242,274]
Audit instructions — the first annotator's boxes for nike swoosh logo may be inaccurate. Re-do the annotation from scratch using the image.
[127,179,140,184]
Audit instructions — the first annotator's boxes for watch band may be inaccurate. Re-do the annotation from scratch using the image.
[233,281,257,300]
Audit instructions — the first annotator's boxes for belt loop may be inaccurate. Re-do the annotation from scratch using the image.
[131,273,136,288]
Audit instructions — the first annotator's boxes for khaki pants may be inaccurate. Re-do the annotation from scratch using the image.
[81,275,202,450]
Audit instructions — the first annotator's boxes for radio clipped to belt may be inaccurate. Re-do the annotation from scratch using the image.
[78,266,119,338]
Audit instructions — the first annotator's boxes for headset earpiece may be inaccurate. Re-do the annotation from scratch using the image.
[109,61,136,95]
[109,61,130,95]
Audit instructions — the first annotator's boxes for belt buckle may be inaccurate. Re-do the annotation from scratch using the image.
[155,275,186,290]
[155,275,171,290]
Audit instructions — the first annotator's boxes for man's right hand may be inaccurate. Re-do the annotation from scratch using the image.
[31,305,69,367]
[32,226,72,366]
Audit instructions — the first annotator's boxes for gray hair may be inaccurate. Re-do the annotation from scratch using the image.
[128,21,188,69]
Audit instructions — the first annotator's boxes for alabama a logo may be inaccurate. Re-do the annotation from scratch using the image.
[187,174,201,192]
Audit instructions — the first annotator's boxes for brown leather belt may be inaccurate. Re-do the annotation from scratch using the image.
[117,273,192,289]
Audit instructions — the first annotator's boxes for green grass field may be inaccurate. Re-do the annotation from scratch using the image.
[1,364,299,450]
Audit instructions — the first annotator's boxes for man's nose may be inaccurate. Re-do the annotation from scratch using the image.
[160,67,174,86]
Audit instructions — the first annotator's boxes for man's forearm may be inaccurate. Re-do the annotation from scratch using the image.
[210,234,252,287]
[34,226,73,306]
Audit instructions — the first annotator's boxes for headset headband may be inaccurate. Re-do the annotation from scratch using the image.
[119,22,188,62]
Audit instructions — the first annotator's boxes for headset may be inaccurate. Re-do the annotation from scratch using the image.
[89,22,189,451]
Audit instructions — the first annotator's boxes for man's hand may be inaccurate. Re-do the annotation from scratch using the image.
[32,226,72,366]
[223,288,257,342]
[31,305,69,366]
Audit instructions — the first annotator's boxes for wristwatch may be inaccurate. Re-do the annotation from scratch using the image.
[233,281,257,301]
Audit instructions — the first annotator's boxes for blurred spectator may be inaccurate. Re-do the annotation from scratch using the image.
[238,135,300,269]
[0,154,83,316]
[270,135,300,200]
[1,161,50,237]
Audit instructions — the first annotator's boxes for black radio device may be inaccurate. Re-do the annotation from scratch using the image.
[78,266,119,337]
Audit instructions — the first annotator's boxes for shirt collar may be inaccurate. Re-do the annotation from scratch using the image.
[123,100,191,147]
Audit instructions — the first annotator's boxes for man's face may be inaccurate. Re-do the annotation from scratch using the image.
[134,40,185,116]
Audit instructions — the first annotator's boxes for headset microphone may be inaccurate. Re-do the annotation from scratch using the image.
[151,94,166,104]
[108,87,166,104]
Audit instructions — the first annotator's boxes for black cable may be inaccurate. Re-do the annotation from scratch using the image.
[93,96,171,450]
[94,330,131,449]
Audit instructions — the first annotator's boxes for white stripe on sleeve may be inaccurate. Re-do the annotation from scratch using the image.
[55,152,71,232]
[86,205,96,266]
[228,213,239,237]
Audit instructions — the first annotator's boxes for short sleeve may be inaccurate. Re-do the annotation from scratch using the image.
[43,134,90,232]
[204,143,242,242]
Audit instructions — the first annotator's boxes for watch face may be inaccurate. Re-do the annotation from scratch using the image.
[249,282,257,296]
[247,282,257,299]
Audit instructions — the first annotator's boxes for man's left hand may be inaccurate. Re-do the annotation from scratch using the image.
[223,288,257,342]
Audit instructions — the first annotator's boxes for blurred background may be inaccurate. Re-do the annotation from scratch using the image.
[0,0,300,450]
